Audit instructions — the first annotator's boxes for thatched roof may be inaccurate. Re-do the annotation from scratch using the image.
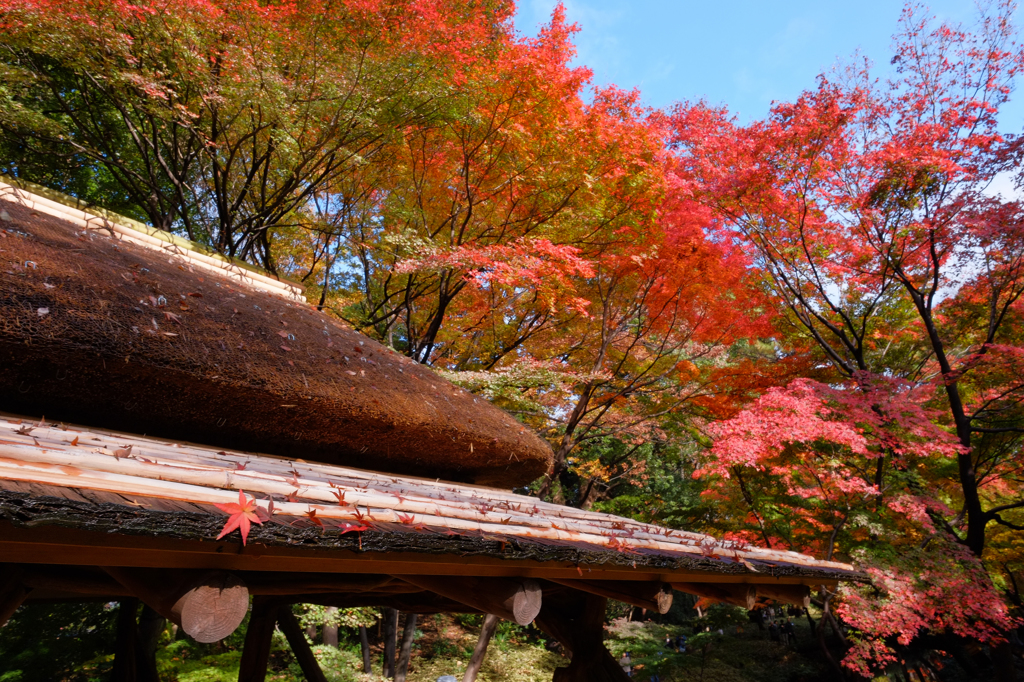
[0,414,862,586]
[0,179,551,488]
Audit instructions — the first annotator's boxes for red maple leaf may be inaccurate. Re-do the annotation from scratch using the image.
[304,508,324,528]
[214,490,268,546]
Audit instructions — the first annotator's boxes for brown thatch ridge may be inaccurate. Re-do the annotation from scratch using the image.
[0,184,552,487]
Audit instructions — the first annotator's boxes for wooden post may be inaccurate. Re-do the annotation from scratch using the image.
[323,606,339,647]
[382,608,398,678]
[535,592,630,682]
[360,625,372,673]
[136,605,165,682]
[277,608,329,682]
[395,612,417,682]
[238,596,278,682]
[463,613,499,682]
[0,565,30,627]
[112,598,138,682]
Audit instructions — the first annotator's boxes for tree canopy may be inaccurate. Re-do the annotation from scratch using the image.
[2,0,1023,676]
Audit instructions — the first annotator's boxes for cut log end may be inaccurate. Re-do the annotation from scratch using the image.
[655,584,673,615]
[507,579,542,626]
[177,572,249,643]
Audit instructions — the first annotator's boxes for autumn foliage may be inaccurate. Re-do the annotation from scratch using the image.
[3,0,1024,676]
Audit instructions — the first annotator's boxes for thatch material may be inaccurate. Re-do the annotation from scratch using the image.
[0,414,864,583]
[0,182,552,487]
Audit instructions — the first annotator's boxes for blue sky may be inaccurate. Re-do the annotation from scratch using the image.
[513,0,1024,131]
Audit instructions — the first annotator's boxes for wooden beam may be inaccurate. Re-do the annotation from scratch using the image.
[103,567,186,625]
[291,591,482,614]
[549,579,673,614]
[755,583,811,607]
[0,523,851,587]
[672,582,756,609]
[23,568,128,596]
[277,608,329,682]
[238,596,280,682]
[245,573,394,595]
[399,575,542,625]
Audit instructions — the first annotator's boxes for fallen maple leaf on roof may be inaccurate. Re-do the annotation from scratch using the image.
[303,508,325,529]
[214,490,269,546]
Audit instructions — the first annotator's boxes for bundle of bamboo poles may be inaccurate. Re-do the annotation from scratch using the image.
[0,414,855,573]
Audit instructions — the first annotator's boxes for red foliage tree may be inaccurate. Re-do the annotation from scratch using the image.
[673,1,1024,673]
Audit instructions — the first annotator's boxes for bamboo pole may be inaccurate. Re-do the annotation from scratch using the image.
[0,432,856,574]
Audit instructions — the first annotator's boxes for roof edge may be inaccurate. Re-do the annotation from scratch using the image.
[0,175,305,301]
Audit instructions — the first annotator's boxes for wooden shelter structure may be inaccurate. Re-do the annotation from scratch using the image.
[0,180,865,681]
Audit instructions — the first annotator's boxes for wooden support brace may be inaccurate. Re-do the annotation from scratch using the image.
[103,567,186,624]
[104,567,249,642]
[672,582,756,609]
[550,579,673,614]
[238,596,280,682]
[463,613,499,682]
[277,608,329,682]
[23,567,129,596]
[398,575,542,625]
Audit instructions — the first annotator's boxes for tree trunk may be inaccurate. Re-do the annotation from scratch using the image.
[395,613,417,682]
[463,614,499,682]
[136,605,165,682]
[360,625,372,673]
[112,598,138,682]
[815,593,847,680]
[323,607,338,648]
[992,639,1016,682]
[382,608,398,678]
